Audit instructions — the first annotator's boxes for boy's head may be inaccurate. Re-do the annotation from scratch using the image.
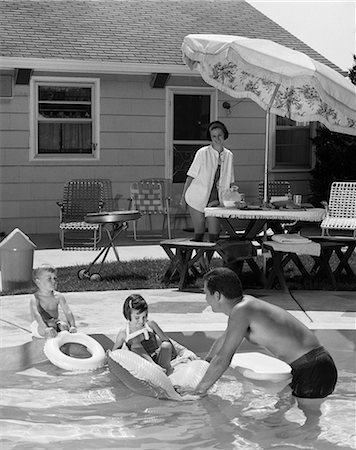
[33,264,57,287]
[123,294,148,320]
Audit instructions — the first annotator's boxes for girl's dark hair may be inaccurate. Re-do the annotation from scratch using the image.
[206,121,229,140]
[123,294,148,320]
[203,267,242,300]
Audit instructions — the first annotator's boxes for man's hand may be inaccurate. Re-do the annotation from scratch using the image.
[174,385,207,400]
[69,326,77,333]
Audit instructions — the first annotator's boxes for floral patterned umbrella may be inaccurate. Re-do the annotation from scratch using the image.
[181,34,356,203]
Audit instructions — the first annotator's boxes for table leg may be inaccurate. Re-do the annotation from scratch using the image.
[264,252,289,291]
[77,221,128,280]
[334,243,356,277]
[161,244,216,290]
[311,248,337,289]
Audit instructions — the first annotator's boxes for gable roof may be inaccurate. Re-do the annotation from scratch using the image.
[0,0,343,74]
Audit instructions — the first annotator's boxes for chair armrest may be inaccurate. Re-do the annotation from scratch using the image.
[57,201,64,222]
[321,200,329,215]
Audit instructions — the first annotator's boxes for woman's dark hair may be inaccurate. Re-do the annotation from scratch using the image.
[206,121,229,140]
[123,294,148,320]
[203,267,242,300]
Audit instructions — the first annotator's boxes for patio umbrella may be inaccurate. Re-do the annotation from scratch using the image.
[181,34,356,204]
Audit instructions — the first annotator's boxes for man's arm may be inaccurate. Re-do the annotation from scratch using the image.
[204,331,226,362]
[194,305,250,395]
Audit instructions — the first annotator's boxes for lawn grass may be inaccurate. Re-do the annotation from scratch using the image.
[2,253,355,296]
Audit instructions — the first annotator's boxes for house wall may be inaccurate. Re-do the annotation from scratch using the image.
[0,72,313,236]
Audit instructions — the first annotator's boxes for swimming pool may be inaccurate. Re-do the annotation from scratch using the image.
[1,330,355,449]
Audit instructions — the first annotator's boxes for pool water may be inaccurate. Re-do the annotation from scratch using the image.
[0,330,355,450]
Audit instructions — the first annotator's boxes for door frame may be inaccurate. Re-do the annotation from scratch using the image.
[165,86,218,180]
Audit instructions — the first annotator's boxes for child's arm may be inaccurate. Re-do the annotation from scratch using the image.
[112,329,126,351]
[147,320,171,343]
[29,296,56,338]
[57,293,76,332]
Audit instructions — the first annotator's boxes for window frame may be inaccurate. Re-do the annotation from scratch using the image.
[165,86,218,181]
[269,114,316,172]
[30,76,100,161]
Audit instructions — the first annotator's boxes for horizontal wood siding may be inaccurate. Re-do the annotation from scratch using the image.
[0,73,313,234]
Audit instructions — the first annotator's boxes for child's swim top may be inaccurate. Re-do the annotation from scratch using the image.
[123,322,160,361]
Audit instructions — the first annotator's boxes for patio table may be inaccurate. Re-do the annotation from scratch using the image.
[204,206,326,240]
[160,238,262,291]
[205,206,329,290]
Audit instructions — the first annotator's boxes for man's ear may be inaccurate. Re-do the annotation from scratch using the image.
[214,290,221,301]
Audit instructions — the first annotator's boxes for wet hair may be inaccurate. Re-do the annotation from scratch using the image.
[123,293,148,320]
[206,121,229,140]
[203,267,243,300]
[33,264,57,282]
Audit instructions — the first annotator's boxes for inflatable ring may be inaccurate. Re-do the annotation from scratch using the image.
[230,352,292,382]
[44,331,106,371]
[108,349,209,401]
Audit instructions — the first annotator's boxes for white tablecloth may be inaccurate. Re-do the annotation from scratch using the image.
[205,207,326,222]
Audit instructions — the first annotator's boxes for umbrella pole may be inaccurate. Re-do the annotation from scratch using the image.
[263,84,280,277]
[263,84,280,206]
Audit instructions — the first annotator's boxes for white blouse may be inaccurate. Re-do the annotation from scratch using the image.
[185,145,235,212]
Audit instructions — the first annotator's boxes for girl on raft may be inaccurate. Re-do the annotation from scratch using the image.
[113,294,196,375]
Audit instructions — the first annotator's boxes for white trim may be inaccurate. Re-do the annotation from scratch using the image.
[29,76,100,161]
[165,86,218,180]
[0,57,193,76]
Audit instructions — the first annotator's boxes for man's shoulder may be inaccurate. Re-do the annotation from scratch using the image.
[239,294,260,306]
[231,295,262,313]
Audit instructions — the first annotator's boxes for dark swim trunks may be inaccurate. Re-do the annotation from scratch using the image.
[289,346,338,398]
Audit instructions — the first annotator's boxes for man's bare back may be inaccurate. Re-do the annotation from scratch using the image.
[236,295,320,364]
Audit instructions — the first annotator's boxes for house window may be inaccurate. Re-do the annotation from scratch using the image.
[167,88,217,183]
[30,77,100,160]
[273,116,312,170]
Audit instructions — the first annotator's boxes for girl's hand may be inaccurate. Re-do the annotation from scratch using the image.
[69,326,77,333]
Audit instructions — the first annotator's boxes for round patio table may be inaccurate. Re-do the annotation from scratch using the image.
[78,210,141,281]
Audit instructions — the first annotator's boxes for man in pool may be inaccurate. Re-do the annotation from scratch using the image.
[183,267,337,399]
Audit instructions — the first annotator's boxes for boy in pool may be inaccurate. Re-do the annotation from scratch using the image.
[30,264,77,339]
[113,294,196,375]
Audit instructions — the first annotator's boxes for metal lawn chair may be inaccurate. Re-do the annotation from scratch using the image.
[141,177,189,230]
[57,179,105,250]
[71,178,117,211]
[258,180,292,203]
[311,181,356,281]
[129,180,172,240]
[320,181,356,238]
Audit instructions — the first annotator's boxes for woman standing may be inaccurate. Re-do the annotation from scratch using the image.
[180,121,235,242]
